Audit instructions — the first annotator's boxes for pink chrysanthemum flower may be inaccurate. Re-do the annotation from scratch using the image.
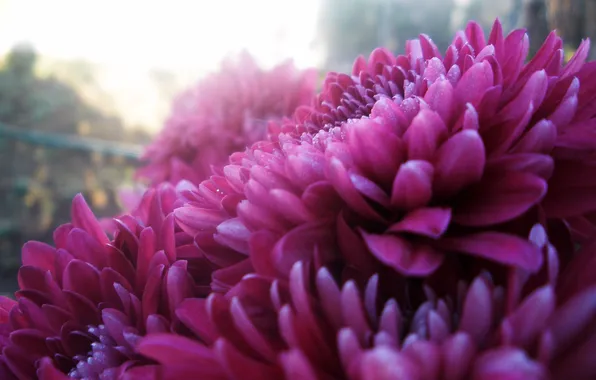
[175,20,596,291]
[0,193,214,379]
[136,52,317,186]
[138,225,596,379]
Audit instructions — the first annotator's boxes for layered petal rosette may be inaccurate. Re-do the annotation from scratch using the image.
[137,52,317,186]
[139,224,596,379]
[0,193,218,379]
[176,20,595,290]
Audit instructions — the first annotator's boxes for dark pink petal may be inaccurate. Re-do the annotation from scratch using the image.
[404,110,448,161]
[461,103,480,131]
[271,222,336,276]
[211,260,253,293]
[453,172,546,226]
[37,357,68,380]
[166,261,194,317]
[555,119,596,152]
[486,104,536,157]
[521,31,560,78]
[500,70,547,123]
[52,223,73,250]
[280,350,319,380]
[561,38,590,78]
[501,30,529,88]
[387,207,451,239]
[488,19,504,59]
[214,338,283,380]
[433,129,485,198]
[341,281,372,346]
[402,340,442,379]
[440,232,543,271]
[423,57,447,83]
[327,157,383,221]
[214,218,251,255]
[228,296,277,362]
[455,60,494,108]
[315,267,343,330]
[337,212,378,274]
[423,78,454,124]
[458,276,493,345]
[391,160,434,210]
[370,97,410,136]
[499,286,555,348]
[71,193,109,245]
[302,181,344,219]
[62,260,102,304]
[486,153,553,179]
[347,118,404,185]
[338,328,365,378]
[472,347,547,380]
[465,21,486,52]
[510,120,560,154]
[269,188,318,224]
[176,298,218,344]
[21,242,57,277]
[359,346,420,380]
[550,332,596,380]
[349,172,390,206]
[441,333,477,380]
[362,232,444,276]
[159,214,177,263]
[174,207,224,235]
[137,333,217,365]
[542,185,596,218]
[66,228,105,267]
[548,286,596,358]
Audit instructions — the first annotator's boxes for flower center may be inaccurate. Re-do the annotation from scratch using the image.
[68,325,129,379]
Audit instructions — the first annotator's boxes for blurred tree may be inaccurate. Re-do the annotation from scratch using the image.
[586,0,596,60]
[317,0,454,72]
[548,0,585,47]
[523,0,550,56]
[548,0,596,59]
[463,0,516,33]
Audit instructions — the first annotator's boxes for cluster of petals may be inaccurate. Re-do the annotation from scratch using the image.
[0,192,210,379]
[3,18,596,380]
[138,224,596,379]
[175,20,596,293]
[137,52,317,186]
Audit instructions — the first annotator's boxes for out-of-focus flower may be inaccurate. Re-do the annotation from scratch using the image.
[0,193,221,379]
[138,224,596,379]
[175,20,596,293]
[136,52,317,186]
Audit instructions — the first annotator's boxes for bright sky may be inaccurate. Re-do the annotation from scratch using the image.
[0,0,470,131]
[0,0,322,71]
[0,0,322,131]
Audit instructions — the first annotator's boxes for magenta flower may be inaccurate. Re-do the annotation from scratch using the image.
[0,193,213,378]
[136,52,317,186]
[175,20,596,291]
[138,224,596,379]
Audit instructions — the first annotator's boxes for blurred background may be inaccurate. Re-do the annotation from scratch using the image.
[0,0,591,292]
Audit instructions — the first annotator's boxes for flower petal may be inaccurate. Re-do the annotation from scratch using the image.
[391,160,434,210]
[387,207,452,239]
[453,172,546,226]
[440,232,542,271]
[433,129,485,198]
[362,232,444,276]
